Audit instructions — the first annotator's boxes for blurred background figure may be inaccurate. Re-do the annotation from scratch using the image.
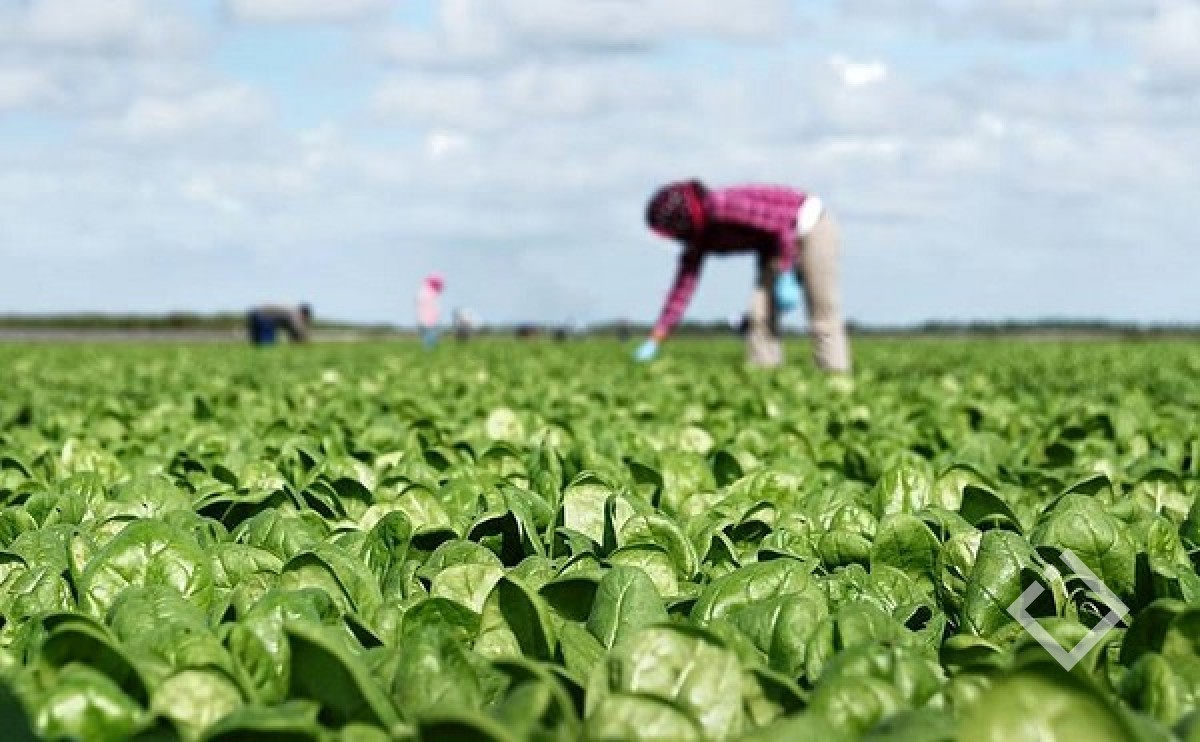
[453,307,477,342]
[416,274,444,348]
[553,317,583,343]
[246,304,312,346]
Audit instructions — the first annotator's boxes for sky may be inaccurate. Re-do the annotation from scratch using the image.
[0,0,1196,327]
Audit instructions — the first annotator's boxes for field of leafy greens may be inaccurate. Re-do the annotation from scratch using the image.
[0,339,1198,741]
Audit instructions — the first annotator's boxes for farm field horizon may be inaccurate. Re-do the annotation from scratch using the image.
[0,338,1197,741]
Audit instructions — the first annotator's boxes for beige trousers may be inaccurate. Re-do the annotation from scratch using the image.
[746,211,851,372]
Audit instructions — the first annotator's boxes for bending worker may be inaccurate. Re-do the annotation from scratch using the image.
[246,304,312,346]
[636,180,851,372]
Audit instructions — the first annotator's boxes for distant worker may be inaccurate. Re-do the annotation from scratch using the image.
[246,304,312,346]
[635,180,850,372]
[453,307,477,342]
[416,273,444,348]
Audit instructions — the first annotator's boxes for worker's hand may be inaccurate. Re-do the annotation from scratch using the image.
[634,338,659,363]
[774,271,801,312]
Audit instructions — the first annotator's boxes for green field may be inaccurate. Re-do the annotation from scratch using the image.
[0,339,1198,741]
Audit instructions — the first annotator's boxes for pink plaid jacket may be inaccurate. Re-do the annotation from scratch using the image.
[652,185,808,338]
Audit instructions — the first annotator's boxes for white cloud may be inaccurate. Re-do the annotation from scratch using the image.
[0,67,55,109]
[1129,0,1200,84]
[9,0,201,53]
[426,130,471,159]
[224,0,396,25]
[837,0,1156,40]
[109,84,272,142]
[830,55,889,87]
[371,61,681,130]
[0,1,208,120]
[182,175,247,215]
[498,0,794,47]
[24,0,144,48]
[375,0,794,65]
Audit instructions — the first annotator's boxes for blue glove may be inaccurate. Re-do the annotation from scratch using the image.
[634,339,659,362]
[774,271,801,312]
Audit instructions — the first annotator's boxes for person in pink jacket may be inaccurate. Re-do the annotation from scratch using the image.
[416,273,444,348]
[636,179,851,372]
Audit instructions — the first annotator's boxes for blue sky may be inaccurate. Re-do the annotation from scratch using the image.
[0,0,1196,327]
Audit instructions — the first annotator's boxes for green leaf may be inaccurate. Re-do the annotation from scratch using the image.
[0,507,38,547]
[284,622,400,729]
[400,597,481,644]
[476,576,557,662]
[0,679,36,742]
[711,450,744,488]
[32,664,146,742]
[1119,652,1200,727]
[557,621,606,685]
[691,558,816,623]
[560,474,623,549]
[361,510,413,598]
[657,453,718,516]
[1121,600,1200,666]
[871,458,935,517]
[150,667,244,737]
[490,657,581,740]
[430,563,505,614]
[958,485,1022,532]
[618,513,699,580]
[736,711,845,742]
[865,709,957,742]
[108,586,226,670]
[78,519,215,618]
[962,530,1043,637]
[539,574,602,624]
[211,543,283,592]
[586,567,668,649]
[280,546,383,616]
[809,674,908,738]
[608,544,679,598]
[390,627,484,717]
[2,566,74,621]
[961,660,1145,741]
[724,584,829,677]
[416,710,519,742]
[584,693,704,741]
[588,625,744,740]
[200,701,323,742]
[871,514,941,590]
[418,536,499,573]
[232,510,328,561]
[38,617,152,706]
[1030,497,1137,602]
[226,617,290,705]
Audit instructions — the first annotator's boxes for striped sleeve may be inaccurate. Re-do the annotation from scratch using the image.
[652,250,704,339]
